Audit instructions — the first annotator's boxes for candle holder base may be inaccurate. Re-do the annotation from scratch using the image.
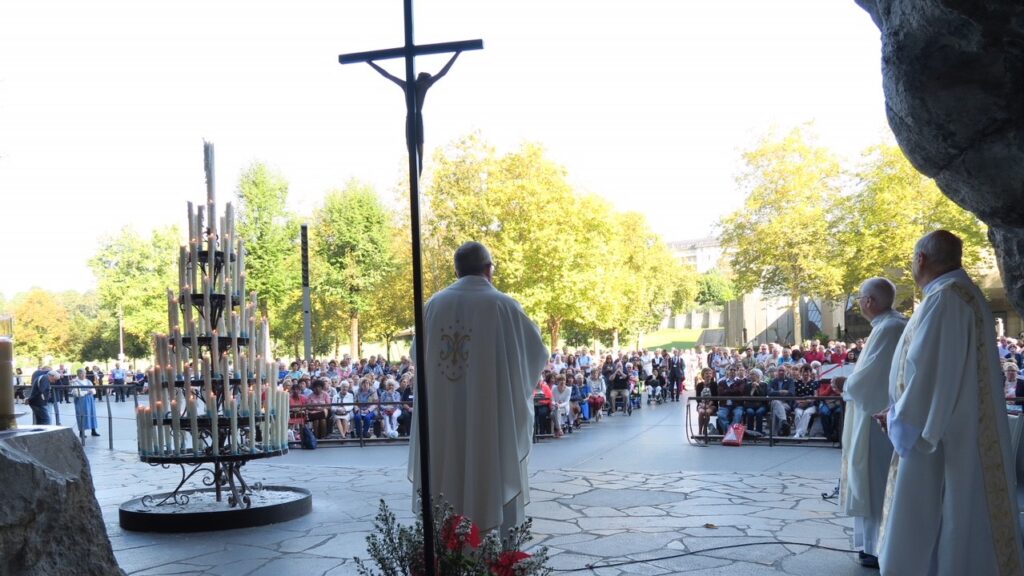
[119,485,311,533]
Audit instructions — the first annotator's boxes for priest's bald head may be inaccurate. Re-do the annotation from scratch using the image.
[912,230,963,289]
[454,241,494,282]
[858,277,896,321]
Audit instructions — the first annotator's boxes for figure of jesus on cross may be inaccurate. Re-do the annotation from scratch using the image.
[367,51,461,174]
[339,5,483,575]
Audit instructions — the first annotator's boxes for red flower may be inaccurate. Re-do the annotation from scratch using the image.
[490,550,531,576]
[442,515,482,551]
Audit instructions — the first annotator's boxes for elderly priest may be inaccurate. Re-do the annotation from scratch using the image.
[409,242,548,535]
[840,277,905,568]
[877,230,1023,576]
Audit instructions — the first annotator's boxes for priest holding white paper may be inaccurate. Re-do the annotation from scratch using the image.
[840,277,905,569]
[877,230,1023,576]
[409,241,548,535]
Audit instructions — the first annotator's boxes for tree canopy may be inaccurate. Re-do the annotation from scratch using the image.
[88,225,180,357]
[314,180,396,358]
[235,161,299,318]
[719,126,844,343]
[424,134,696,349]
[836,143,991,305]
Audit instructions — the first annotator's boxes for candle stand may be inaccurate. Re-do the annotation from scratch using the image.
[119,143,310,532]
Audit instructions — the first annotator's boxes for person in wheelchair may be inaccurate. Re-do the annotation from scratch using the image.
[646,367,668,405]
[607,361,630,415]
[628,364,642,410]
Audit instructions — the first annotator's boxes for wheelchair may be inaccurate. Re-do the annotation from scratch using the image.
[607,389,632,416]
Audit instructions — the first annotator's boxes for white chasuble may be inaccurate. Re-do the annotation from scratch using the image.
[879,269,1023,576]
[408,275,548,534]
[840,309,905,554]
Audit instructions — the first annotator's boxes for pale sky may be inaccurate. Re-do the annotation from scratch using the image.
[0,0,889,298]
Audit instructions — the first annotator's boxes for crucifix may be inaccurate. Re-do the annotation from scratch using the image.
[339,3,482,575]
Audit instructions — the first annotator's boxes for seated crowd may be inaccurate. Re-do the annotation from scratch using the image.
[690,339,861,442]
[283,355,415,441]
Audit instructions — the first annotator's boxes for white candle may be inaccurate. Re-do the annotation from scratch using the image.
[211,330,219,378]
[203,278,212,334]
[188,394,199,456]
[249,388,256,452]
[141,407,150,454]
[202,358,212,413]
[178,245,186,294]
[229,387,238,454]
[238,242,246,300]
[279,388,287,450]
[154,401,165,456]
[136,406,144,454]
[209,394,219,458]
[171,397,181,455]
[231,311,239,373]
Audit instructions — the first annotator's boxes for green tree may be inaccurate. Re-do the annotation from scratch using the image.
[235,162,299,320]
[604,212,696,348]
[425,134,691,350]
[89,226,180,357]
[837,143,992,306]
[361,235,414,362]
[719,126,844,344]
[12,288,72,363]
[314,180,396,358]
[697,269,736,307]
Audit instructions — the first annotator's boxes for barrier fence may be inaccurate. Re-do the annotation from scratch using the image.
[293,400,410,448]
[12,385,413,450]
[685,394,844,448]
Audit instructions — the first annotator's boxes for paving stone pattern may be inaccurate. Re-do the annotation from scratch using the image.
[91,449,865,575]
[33,397,870,575]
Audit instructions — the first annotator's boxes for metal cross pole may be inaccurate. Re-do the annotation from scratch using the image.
[340,2,481,574]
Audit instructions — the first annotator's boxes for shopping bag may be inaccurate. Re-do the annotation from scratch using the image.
[722,423,747,446]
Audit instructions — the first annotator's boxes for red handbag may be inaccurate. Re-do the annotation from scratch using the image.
[722,423,747,446]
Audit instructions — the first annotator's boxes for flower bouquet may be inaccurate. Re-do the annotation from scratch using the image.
[354,497,551,576]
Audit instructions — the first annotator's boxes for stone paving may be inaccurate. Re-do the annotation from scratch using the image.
[43,398,871,575]
[90,456,864,575]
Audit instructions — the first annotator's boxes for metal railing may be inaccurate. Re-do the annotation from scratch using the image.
[685,394,844,448]
[14,384,136,450]
[292,400,411,448]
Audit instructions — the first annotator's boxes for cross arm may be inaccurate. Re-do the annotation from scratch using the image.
[339,39,483,65]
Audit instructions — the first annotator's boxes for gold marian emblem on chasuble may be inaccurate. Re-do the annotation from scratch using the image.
[438,322,471,381]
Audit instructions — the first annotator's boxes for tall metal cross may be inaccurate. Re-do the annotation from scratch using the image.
[340,3,482,575]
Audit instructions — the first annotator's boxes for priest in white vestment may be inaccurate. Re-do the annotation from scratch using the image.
[878,231,1023,576]
[409,242,548,535]
[840,277,905,568]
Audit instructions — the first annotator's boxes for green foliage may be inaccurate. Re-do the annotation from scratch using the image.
[235,161,300,320]
[88,225,180,357]
[836,143,992,306]
[697,269,735,306]
[425,135,692,349]
[719,126,845,343]
[361,233,414,362]
[314,180,397,356]
[12,288,72,363]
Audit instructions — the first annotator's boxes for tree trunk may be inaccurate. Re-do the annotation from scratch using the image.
[349,312,359,360]
[549,319,562,353]
[790,294,803,346]
[612,330,620,351]
[384,336,392,363]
